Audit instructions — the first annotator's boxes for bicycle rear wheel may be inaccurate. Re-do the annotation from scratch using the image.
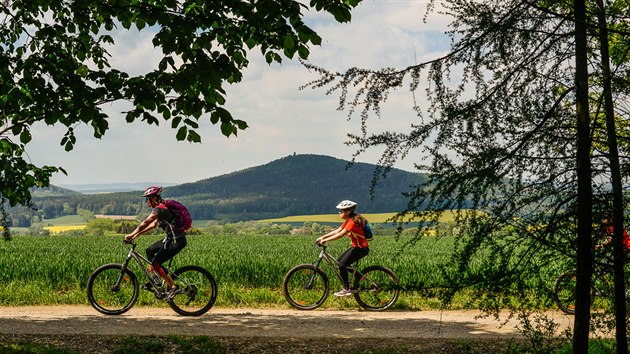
[283,264,329,310]
[87,263,139,315]
[168,265,217,316]
[553,271,578,315]
[353,266,400,311]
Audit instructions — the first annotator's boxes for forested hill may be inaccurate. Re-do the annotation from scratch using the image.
[167,154,426,220]
[15,154,426,225]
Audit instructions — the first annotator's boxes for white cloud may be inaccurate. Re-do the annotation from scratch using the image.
[25,0,452,186]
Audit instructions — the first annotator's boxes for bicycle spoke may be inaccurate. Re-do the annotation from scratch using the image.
[353,266,399,311]
[87,264,138,315]
[553,271,577,315]
[283,265,328,310]
[168,266,217,316]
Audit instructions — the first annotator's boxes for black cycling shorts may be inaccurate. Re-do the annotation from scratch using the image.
[146,237,187,265]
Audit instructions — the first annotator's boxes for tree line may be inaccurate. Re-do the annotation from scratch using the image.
[8,154,428,227]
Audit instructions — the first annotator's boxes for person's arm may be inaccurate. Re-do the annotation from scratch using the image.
[594,226,613,250]
[317,226,347,245]
[125,213,159,242]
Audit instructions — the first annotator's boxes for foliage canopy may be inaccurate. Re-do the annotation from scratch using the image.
[303,0,630,349]
[0,0,361,236]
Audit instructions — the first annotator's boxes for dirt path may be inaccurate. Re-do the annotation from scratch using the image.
[0,306,584,354]
[0,306,575,353]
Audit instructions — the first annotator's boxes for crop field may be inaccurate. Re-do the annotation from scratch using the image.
[43,225,87,233]
[0,233,563,310]
[259,211,465,224]
[41,215,87,225]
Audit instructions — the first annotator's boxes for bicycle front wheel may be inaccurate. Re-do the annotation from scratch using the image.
[353,266,400,311]
[553,271,577,315]
[283,264,329,310]
[168,265,217,316]
[86,263,139,315]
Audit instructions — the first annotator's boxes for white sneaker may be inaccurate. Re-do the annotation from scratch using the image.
[333,288,352,297]
[165,285,180,301]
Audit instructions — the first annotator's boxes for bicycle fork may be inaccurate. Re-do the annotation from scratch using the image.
[305,254,325,290]
[110,249,135,292]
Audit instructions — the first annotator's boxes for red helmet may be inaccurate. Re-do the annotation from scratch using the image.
[142,186,162,197]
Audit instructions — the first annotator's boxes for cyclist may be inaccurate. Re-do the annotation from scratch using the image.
[316,200,369,297]
[124,186,188,299]
[595,214,630,261]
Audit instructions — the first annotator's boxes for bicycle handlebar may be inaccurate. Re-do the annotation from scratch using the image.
[315,241,328,251]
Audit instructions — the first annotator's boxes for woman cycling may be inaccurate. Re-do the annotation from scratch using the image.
[316,200,369,296]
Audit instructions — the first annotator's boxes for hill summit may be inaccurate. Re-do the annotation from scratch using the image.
[166,154,425,220]
[24,154,426,223]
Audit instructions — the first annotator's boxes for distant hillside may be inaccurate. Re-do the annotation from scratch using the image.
[16,154,426,224]
[31,185,83,198]
[58,182,177,194]
[165,154,425,220]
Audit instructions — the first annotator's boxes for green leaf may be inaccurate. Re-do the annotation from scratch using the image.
[184,118,199,129]
[210,112,220,124]
[310,33,322,45]
[176,126,187,141]
[136,19,146,30]
[162,108,171,120]
[234,120,249,130]
[11,125,22,135]
[264,52,274,64]
[246,37,257,49]
[187,130,201,143]
[220,122,235,136]
[284,47,295,59]
[19,130,32,144]
[298,45,310,60]
[284,35,295,50]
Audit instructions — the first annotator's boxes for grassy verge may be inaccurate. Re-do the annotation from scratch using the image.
[0,334,620,354]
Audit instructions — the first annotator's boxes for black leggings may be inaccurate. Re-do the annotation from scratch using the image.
[337,247,369,289]
[146,237,187,266]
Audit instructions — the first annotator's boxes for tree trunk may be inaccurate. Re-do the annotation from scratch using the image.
[595,1,629,352]
[574,0,593,352]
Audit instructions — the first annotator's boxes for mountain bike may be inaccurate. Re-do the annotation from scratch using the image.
[283,243,400,311]
[553,259,628,315]
[86,240,217,316]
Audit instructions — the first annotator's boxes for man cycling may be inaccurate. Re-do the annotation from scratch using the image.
[124,186,188,300]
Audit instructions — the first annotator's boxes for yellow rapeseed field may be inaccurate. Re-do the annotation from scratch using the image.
[44,225,87,234]
[259,210,468,223]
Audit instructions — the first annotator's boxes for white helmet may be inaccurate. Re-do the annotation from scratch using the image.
[336,200,357,210]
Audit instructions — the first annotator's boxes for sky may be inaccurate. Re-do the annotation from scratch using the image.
[26,0,453,187]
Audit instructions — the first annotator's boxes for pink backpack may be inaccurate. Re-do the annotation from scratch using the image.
[159,200,192,232]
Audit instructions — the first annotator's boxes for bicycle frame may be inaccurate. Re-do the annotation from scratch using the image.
[310,245,362,290]
[119,242,173,292]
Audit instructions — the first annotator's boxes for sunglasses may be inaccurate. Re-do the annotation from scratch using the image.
[338,209,349,213]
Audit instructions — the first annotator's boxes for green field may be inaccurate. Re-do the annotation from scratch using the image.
[259,211,465,223]
[43,215,87,225]
[0,233,562,310]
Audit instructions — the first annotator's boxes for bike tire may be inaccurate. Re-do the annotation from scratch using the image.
[86,263,139,315]
[168,265,217,316]
[353,265,400,311]
[283,264,329,310]
[553,271,578,315]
